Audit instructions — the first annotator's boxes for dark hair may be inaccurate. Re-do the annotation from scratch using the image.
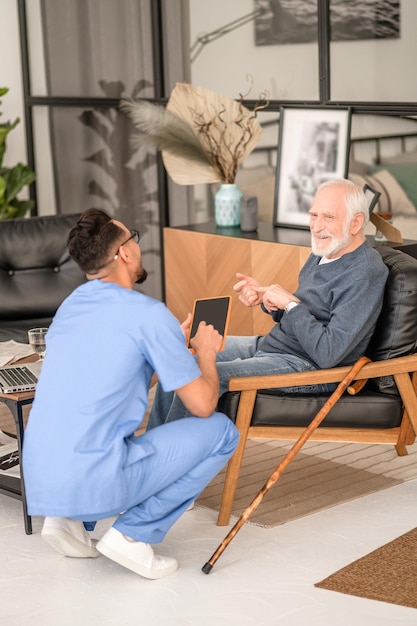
[67,208,124,273]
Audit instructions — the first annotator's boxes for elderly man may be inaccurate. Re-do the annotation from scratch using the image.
[22,208,238,580]
[148,178,389,428]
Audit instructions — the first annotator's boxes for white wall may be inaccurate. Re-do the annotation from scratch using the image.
[189,0,318,100]
[2,0,416,214]
[189,0,417,103]
[1,0,26,168]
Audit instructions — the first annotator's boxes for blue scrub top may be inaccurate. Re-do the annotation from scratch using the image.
[22,280,201,518]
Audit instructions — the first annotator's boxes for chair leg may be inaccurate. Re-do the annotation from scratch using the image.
[393,373,417,456]
[394,410,414,456]
[217,390,256,526]
[395,443,408,456]
[395,373,417,437]
[217,436,247,526]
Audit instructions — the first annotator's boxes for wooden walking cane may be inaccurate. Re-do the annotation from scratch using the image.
[202,355,371,574]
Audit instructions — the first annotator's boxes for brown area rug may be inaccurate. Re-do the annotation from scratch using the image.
[197,439,417,527]
[315,527,417,609]
[3,396,417,531]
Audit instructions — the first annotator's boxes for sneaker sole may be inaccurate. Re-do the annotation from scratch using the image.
[96,538,178,579]
[42,527,101,558]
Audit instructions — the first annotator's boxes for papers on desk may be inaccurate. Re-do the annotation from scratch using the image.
[0,430,19,478]
[0,340,35,367]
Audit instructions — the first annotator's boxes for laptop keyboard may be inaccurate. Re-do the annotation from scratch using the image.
[0,366,38,387]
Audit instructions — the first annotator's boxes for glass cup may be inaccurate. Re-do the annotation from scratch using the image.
[28,327,48,359]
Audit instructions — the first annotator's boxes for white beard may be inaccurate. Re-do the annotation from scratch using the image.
[311,223,351,258]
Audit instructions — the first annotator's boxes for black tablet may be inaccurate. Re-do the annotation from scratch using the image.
[187,296,231,351]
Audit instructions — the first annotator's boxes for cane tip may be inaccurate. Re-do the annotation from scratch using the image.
[202,562,213,575]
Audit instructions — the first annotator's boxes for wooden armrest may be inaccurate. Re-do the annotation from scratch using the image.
[228,354,417,392]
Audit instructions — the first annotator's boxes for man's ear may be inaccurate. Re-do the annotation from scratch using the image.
[351,212,365,234]
[117,244,131,263]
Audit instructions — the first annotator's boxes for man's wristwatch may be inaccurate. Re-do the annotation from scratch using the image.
[285,301,299,314]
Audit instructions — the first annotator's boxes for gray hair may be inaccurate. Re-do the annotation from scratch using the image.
[317,178,369,228]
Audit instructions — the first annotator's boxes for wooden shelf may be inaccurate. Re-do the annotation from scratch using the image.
[163,222,311,335]
[164,221,417,336]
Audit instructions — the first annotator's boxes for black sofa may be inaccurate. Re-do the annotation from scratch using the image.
[0,214,86,343]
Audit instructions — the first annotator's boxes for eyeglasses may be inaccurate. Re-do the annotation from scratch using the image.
[114,229,140,260]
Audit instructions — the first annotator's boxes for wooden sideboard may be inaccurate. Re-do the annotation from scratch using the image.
[163,222,312,335]
[163,221,417,337]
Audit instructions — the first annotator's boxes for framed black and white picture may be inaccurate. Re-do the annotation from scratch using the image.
[274,107,352,229]
[363,183,381,216]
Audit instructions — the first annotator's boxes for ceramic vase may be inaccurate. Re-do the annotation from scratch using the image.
[214,183,242,227]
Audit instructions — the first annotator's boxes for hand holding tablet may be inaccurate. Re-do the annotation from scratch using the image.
[187,296,232,352]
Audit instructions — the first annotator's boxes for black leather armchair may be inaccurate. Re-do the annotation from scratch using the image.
[0,214,86,342]
[217,246,417,525]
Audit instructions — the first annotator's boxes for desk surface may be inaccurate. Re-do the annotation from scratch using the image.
[172,221,312,245]
[169,221,417,258]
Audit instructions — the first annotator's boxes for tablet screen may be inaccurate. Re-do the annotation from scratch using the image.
[187,296,231,351]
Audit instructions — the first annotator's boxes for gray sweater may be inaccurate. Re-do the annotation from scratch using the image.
[259,241,388,369]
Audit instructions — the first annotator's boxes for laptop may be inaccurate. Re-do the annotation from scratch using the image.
[0,361,43,394]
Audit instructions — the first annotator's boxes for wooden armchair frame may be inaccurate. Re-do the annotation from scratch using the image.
[217,353,417,526]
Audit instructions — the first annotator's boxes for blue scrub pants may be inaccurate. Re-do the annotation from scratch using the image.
[147,335,337,430]
[104,412,238,544]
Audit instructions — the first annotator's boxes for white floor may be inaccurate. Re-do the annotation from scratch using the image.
[1,480,417,626]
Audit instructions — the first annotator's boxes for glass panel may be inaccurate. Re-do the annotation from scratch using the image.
[188,0,318,225]
[349,113,417,240]
[350,114,417,166]
[330,0,417,102]
[27,0,154,98]
[189,0,319,101]
[235,110,279,225]
[32,105,162,299]
[191,110,280,225]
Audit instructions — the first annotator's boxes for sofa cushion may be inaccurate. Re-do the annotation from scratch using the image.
[0,213,85,342]
[349,170,416,216]
[370,162,417,209]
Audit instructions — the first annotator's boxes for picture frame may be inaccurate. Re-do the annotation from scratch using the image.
[274,106,352,229]
[363,183,381,216]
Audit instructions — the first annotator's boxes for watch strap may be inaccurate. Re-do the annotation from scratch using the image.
[285,301,299,314]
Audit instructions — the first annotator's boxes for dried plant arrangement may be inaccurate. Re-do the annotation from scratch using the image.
[120,82,268,185]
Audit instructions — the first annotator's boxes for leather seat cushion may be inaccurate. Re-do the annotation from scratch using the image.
[218,389,403,429]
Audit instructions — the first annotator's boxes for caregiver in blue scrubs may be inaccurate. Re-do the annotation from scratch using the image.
[22,208,239,580]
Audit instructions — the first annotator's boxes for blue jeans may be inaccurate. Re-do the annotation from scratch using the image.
[147,335,337,430]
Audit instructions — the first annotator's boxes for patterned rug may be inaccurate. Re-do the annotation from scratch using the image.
[197,439,417,527]
[2,396,417,530]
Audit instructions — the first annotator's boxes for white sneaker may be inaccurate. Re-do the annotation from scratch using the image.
[96,527,178,579]
[41,517,101,558]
